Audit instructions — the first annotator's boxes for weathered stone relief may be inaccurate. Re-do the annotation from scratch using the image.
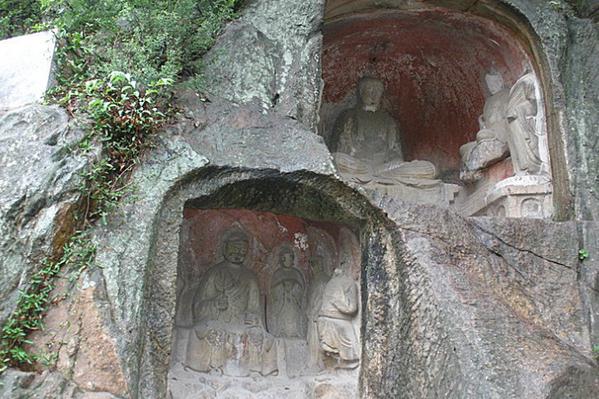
[455,71,553,218]
[331,77,438,185]
[506,72,545,175]
[317,261,360,369]
[306,254,331,370]
[169,210,361,398]
[460,71,549,180]
[5,1,599,398]
[459,71,511,182]
[185,228,277,377]
[327,77,460,207]
[268,244,306,339]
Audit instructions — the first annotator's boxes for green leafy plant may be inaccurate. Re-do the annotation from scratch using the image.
[0,233,95,372]
[79,71,173,222]
[592,344,599,361]
[0,0,44,39]
[579,248,590,261]
[29,0,241,91]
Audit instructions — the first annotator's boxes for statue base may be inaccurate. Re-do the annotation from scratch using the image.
[339,174,461,208]
[184,323,278,377]
[454,174,553,218]
[168,361,358,398]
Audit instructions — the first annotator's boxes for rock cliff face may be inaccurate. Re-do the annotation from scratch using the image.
[1,1,599,398]
[0,105,91,325]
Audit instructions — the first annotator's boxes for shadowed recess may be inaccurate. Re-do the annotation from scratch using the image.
[321,8,534,175]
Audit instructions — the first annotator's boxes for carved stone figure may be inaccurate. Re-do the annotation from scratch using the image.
[268,245,306,338]
[460,72,510,181]
[460,71,545,182]
[330,77,439,188]
[317,261,360,369]
[306,255,331,369]
[506,72,543,175]
[185,228,276,376]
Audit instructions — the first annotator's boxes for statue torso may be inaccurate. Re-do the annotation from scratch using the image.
[482,89,510,135]
[196,262,259,325]
[319,274,358,319]
[335,107,402,163]
[269,267,305,337]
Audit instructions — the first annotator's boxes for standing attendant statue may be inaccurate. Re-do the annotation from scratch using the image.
[506,72,543,175]
[268,245,306,338]
[306,255,331,369]
[317,261,360,369]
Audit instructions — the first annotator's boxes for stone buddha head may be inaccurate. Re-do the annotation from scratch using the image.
[484,71,504,95]
[358,77,385,112]
[223,229,249,265]
[279,245,295,269]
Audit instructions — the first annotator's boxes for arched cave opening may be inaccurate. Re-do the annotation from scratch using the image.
[320,1,563,219]
[137,169,399,398]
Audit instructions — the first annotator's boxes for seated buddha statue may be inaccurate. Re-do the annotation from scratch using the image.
[330,77,439,188]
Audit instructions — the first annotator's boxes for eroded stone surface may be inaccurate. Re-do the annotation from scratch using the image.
[361,194,599,398]
[0,31,56,112]
[202,23,281,110]
[3,94,598,398]
[0,105,91,325]
[202,0,325,130]
[564,17,599,220]
[23,271,128,398]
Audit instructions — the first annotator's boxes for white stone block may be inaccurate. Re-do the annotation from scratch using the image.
[0,30,56,112]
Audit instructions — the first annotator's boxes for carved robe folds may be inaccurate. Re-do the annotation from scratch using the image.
[317,269,360,368]
[455,72,552,218]
[330,77,439,188]
[186,260,276,376]
[506,73,543,175]
[460,72,545,180]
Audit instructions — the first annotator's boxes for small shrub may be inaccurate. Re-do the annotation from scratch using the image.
[0,0,44,39]
[79,72,173,222]
[40,0,241,90]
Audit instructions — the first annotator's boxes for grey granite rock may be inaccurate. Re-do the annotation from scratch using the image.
[201,0,325,130]
[0,31,56,112]
[564,18,599,221]
[0,105,91,325]
[0,368,123,398]
[202,23,281,110]
[359,193,599,398]
[579,221,599,347]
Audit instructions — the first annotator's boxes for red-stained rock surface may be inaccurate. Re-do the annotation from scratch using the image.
[483,158,515,183]
[322,9,532,173]
[181,208,359,292]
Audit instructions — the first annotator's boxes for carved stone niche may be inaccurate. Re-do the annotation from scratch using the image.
[168,209,362,398]
[320,6,565,218]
